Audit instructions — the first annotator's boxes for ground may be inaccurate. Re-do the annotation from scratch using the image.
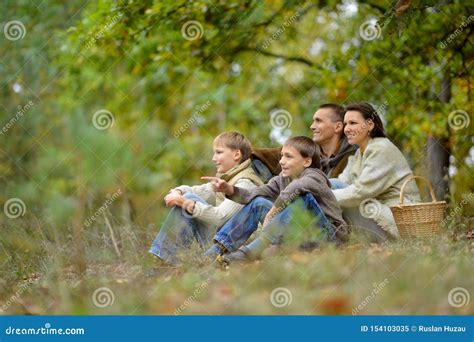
[1,222,472,315]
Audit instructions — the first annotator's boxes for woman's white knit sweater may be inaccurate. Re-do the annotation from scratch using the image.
[333,137,420,237]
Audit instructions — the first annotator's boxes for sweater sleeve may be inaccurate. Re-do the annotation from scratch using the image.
[333,145,399,207]
[191,178,257,227]
[228,176,281,204]
[174,182,215,204]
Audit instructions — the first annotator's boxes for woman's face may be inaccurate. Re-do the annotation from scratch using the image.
[343,110,374,148]
[212,142,241,174]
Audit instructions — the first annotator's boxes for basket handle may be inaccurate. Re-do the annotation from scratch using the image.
[399,175,437,205]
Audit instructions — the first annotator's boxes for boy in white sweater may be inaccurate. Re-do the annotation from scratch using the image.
[149,132,263,265]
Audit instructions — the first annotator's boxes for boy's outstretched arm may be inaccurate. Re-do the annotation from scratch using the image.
[201,176,235,197]
[203,174,281,205]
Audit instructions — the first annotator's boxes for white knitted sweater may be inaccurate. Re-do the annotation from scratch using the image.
[333,137,420,237]
[174,159,263,228]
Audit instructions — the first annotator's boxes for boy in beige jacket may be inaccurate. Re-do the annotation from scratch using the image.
[149,132,263,265]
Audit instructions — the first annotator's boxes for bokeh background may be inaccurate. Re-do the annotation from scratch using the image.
[0,0,472,315]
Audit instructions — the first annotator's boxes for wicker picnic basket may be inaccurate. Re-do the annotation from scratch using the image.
[390,176,446,238]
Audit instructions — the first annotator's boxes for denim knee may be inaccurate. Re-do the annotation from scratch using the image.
[249,196,273,209]
[300,192,314,201]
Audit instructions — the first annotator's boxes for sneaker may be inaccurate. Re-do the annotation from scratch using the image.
[203,243,225,259]
[218,246,252,267]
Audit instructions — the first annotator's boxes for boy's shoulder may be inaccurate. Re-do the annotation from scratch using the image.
[298,168,328,182]
[271,168,328,185]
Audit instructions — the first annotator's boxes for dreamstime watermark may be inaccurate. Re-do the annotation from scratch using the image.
[268,191,301,221]
[173,100,210,138]
[260,11,301,49]
[448,287,470,308]
[352,278,389,314]
[84,12,123,49]
[3,20,26,41]
[4,198,26,218]
[441,192,473,227]
[448,109,470,131]
[270,287,292,308]
[174,278,211,314]
[84,189,122,227]
[181,20,203,41]
[440,15,474,49]
[270,109,292,130]
[1,100,34,135]
[92,109,115,130]
[359,19,381,41]
[359,198,382,220]
[373,100,388,116]
[2,278,38,311]
[5,323,85,336]
[92,287,115,308]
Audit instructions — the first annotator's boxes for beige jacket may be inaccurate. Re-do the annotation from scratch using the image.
[174,159,263,228]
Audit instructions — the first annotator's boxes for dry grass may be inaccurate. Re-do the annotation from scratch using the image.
[1,212,472,315]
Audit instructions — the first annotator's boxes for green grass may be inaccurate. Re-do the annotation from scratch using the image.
[0,212,472,315]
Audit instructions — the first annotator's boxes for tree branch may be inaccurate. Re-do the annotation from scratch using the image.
[238,46,316,67]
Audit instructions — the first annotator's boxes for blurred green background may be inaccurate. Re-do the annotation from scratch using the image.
[0,0,472,314]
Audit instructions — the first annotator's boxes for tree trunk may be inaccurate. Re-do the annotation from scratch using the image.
[427,67,451,201]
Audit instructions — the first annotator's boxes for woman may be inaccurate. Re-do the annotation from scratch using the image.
[330,102,420,241]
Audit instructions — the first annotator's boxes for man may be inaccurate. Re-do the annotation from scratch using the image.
[252,103,355,180]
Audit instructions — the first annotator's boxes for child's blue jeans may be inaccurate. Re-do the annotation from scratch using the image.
[213,193,334,252]
[149,193,215,264]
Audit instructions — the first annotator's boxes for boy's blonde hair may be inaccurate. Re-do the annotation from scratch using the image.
[283,136,321,169]
[214,131,252,163]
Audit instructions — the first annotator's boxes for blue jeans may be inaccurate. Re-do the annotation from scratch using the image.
[149,193,215,264]
[213,197,273,252]
[260,192,334,244]
[214,193,334,252]
[330,178,348,190]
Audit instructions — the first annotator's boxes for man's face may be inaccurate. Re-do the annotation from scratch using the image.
[310,108,342,144]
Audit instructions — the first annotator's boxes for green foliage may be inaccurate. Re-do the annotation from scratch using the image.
[0,0,472,314]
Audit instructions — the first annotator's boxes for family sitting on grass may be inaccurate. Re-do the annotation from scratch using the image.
[149,102,421,266]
